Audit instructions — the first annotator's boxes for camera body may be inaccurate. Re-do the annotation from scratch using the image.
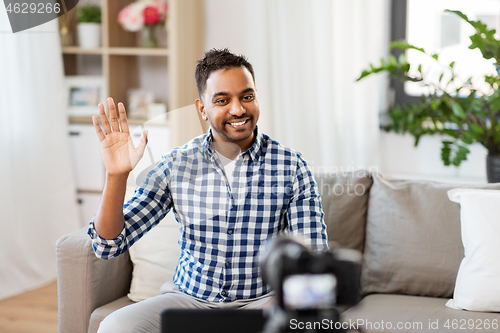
[260,236,361,332]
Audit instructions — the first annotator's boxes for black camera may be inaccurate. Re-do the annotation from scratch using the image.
[259,236,362,333]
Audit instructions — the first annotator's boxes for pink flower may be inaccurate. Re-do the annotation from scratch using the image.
[155,0,168,18]
[118,6,130,23]
[143,6,160,25]
[118,1,168,32]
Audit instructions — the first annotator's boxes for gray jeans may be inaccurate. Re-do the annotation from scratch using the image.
[97,282,274,333]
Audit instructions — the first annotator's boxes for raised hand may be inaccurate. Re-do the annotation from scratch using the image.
[93,98,148,176]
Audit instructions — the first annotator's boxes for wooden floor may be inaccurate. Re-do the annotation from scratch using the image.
[0,281,58,333]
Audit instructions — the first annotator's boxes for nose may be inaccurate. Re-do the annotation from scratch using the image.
[229,100,246,117]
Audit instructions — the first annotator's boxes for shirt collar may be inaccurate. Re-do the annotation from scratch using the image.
[203,126,263,162]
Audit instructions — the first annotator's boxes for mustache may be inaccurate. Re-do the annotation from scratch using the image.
[224,116,252,124]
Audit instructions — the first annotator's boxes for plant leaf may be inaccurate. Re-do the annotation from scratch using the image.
[469,123,485,135]
[445,10,469,23]
[389,55,397,67]
[356,70,371,81]
[451,101,466,119]
[390,41,425,53]
[443,129,458,138]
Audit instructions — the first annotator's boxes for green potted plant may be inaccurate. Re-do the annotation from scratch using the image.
[357,10,500,182]
[76,4,102,49]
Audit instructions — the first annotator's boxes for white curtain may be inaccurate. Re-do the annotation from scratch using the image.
[234,0,391,172]
[0,10,80,299]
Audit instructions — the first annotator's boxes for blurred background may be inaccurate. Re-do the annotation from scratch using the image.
[0,0,497,303]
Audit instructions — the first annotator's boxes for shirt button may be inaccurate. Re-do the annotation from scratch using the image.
[226,196,230,200]
[221,291,226,296]
[226,262,230,267]
[228,230,233,235]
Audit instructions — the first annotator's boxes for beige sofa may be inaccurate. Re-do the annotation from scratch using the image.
[56,172,500,333]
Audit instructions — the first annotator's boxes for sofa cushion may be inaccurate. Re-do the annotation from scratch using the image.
[314,171,373,252]
[446,189,500,312]
[125,186,181,302]
[127,212,180,302]
[361,174,500,298]
[342,294,500,333]
[88,296,135,333]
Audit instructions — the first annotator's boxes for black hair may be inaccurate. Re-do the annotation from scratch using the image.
[195,48,255,98]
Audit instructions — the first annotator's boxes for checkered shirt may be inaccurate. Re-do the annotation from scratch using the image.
[88,127,328,302]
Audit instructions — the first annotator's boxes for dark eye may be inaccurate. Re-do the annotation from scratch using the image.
[243,95,255,101]
[215,99,227,105]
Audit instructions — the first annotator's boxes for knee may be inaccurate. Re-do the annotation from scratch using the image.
[97,311,131,333]
[97,309,159,333]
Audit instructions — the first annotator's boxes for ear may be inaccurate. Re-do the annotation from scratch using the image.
[196,98,208,121]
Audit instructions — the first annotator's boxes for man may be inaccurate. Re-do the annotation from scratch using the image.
[88,48,328,333]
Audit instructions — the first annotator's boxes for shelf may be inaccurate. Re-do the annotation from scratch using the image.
[69,116,170,127]
[62,46,103,55]
[62,46,169,57]
[108,47,169,56]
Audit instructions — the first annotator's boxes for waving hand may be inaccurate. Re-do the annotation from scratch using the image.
[92,98,148,176]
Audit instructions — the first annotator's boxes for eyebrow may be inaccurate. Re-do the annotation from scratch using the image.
[211,88,255,100]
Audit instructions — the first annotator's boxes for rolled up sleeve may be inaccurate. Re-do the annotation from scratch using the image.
[87,157,173,259]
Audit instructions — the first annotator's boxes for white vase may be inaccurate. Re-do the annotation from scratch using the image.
[77,23,101,49]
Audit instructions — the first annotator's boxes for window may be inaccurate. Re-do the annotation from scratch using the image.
[390,0,500,105]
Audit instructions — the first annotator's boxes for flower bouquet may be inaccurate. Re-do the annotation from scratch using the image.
[118,0,168,48]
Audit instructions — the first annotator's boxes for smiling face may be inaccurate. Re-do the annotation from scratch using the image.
[196,66,260,152]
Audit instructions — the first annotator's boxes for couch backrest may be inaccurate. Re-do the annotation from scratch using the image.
[314,171,373,252]
[318,172,500,299]
[363,174,500,298]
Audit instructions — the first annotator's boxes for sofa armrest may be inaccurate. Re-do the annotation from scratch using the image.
[56,227,133,333]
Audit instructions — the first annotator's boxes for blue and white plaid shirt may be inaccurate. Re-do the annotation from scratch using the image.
[88,127,328,302]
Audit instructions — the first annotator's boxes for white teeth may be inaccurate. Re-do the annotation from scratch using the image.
[229,120,246,126]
